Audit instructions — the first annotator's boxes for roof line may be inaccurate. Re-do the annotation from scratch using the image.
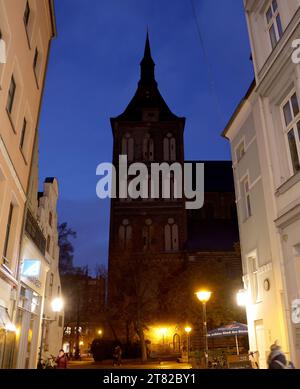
[221,79,256,139]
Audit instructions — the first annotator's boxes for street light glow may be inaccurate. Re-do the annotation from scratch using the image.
[184,326,192,334]
[195,290,212,303]
[51,297,64,313]
[158,327,167,336]
[236,289,248,307]
[5,322,17,332]
[98,329,103,335]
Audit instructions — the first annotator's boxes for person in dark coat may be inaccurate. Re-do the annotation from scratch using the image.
[113,345,122,366]
[55,349,68,369]
[267,342,292,369]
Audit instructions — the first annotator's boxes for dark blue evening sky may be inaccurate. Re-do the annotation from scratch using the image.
[39,0,253,271]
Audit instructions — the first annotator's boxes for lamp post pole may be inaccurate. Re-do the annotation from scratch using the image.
[195,290,211,369]
[202,302,208,368]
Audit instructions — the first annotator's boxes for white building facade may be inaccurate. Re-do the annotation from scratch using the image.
[15,138,63,369]
[0,0,56,368]
[223,0,300,368]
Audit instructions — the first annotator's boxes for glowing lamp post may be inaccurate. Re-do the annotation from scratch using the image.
[236,289,248,307]
[195,290,212,368]
[51,297,64,312]
[97,329,103,337]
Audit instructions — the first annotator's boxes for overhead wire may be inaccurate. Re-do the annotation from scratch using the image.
[190,0,224,127]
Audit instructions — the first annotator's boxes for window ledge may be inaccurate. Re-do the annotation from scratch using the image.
[275,171,300,196]
[0,262,18,285]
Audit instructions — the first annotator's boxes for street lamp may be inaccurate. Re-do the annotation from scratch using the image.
[195,290,212,368]
[37,297,64,369]
[236,289,248,307]
[159,328,167,345]
[184,326,192,361]
[97,329,103,336]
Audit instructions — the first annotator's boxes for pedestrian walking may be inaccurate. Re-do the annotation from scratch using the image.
[113,345,122,367]
[267,342,295,369]
[55,349,68,369]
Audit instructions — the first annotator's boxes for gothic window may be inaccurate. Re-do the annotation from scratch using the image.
[164,218,179,252]
[143,134,154,161]
[142,219,152,251]
[121,133,134,161]
[163,133,176,161]
[119,219,132,249]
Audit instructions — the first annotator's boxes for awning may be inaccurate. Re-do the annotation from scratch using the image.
[207,322,248,356]
[207,322,248,338]
[0,306,16,332]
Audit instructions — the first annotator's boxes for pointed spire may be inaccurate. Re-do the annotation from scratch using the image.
[140,30,156,85]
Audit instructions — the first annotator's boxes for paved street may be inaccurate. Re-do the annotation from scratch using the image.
[68,358,192,370]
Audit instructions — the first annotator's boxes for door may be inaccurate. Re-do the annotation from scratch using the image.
[255,320,267,369]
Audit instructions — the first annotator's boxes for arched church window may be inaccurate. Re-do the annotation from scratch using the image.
[163,133,176,161]
[142,219,152,251]
[121,133,134,161]
[143,134,154,161]
[164,218,179,252]
[119,219,132,249]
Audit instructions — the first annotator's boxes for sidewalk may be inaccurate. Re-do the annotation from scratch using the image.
[68,358,192,370]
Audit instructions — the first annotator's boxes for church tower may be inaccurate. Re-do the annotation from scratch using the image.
[108,33,187,317]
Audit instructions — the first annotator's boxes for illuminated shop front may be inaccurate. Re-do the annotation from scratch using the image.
[15,232,49,369]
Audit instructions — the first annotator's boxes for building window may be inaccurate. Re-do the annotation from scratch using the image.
[23,1,30,29]
[248,256,262,303]
[142,219,152,251]
[242,178,252,219]
[46,235,51,253]
[121,133,134,161]
[49,212,53,227]
[236,141,245,162]
[282,92,300,175]
[20,118,27,151]
[163,133,176,161]
[3,203,14,266]
[33,47,40,82]
[164,218,179,252]
[266,0,283,49]
[143,135,154,161]
[49,272,54,297]
[6,75,16,114]
[119,219,132,250]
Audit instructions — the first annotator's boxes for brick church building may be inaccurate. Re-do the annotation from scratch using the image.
[107,34,244,356]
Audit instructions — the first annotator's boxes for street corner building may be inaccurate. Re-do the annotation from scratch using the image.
[223,0,300,368]
[107,33,244,355]
[0,0,63,369]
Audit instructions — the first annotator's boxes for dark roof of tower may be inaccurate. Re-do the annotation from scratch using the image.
[45,177,55,183]
[111,32,184,123]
